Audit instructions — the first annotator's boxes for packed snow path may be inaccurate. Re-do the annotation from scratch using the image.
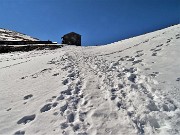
[0,25,180,135]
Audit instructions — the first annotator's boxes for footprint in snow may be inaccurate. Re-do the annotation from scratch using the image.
[149,72,159,77]
[40,102,58,113]
[156,44,163,47]
[152,53,157,56]
[67,72,76,78]
[17,114,36,124]
[111,94,117,100]
[41,68,52,73]
[123,67,137,73]
[176,34,180,39]
[119,56,130,61]
[53,112,59,116]
[144,68,151,70]
[52,96,57,99]
[127,57,135,61]
[62,78,69,85]
[61,87,72,95]
[150,48,155,51]
[143,39,149,43]
[132,60,143,65]
[73,124,80,131]
[60,122,69,129]
[21,76,27,79]
[136,50,143,53]
[52,73,59,76]
[6,108,12,111]
[124,56,130,58]
[128,74,137,83]
[23,94,33,100]
[154,48,161,52]
[32,74,38,78]
[135,53,144,57]
[67,112,75,123]
[13,130,25,135]
[166,39,171,43]
[60,101,68,114]
[176,78,180,82]
[56,94,64,101]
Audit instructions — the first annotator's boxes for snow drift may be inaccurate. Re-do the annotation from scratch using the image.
[0,24,180,135]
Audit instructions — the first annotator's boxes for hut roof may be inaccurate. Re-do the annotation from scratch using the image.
[62,32,81,37]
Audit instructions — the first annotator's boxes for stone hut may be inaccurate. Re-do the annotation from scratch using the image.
[61,32,81,46]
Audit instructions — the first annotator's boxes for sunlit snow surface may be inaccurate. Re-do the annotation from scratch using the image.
[0,25,180,135]
[0,28,39,41]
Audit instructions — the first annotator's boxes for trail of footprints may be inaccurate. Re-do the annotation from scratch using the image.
[12,94,35,134]
[150,36,177,56]
[150,44,164,56]
[176,34,180,39]
[86,52,178,134]
[7,94,33,112]
[119,54,144,66]
[36,54,90,133]
[58,54,91,135]
[14,54,87,134]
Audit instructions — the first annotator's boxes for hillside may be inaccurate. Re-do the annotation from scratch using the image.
[0,28,39,41]
[0,24,180,135]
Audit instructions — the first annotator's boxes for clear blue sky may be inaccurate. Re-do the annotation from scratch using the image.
[0,0,179,46]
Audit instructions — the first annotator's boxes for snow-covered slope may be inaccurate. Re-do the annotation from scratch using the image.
[0,28,39,41]
[0,24,180,135]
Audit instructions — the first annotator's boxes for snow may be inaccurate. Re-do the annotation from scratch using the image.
[0,28,39,41]
[0,24,180,135]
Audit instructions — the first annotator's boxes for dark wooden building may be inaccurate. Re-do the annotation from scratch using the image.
[61,32,81,46]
